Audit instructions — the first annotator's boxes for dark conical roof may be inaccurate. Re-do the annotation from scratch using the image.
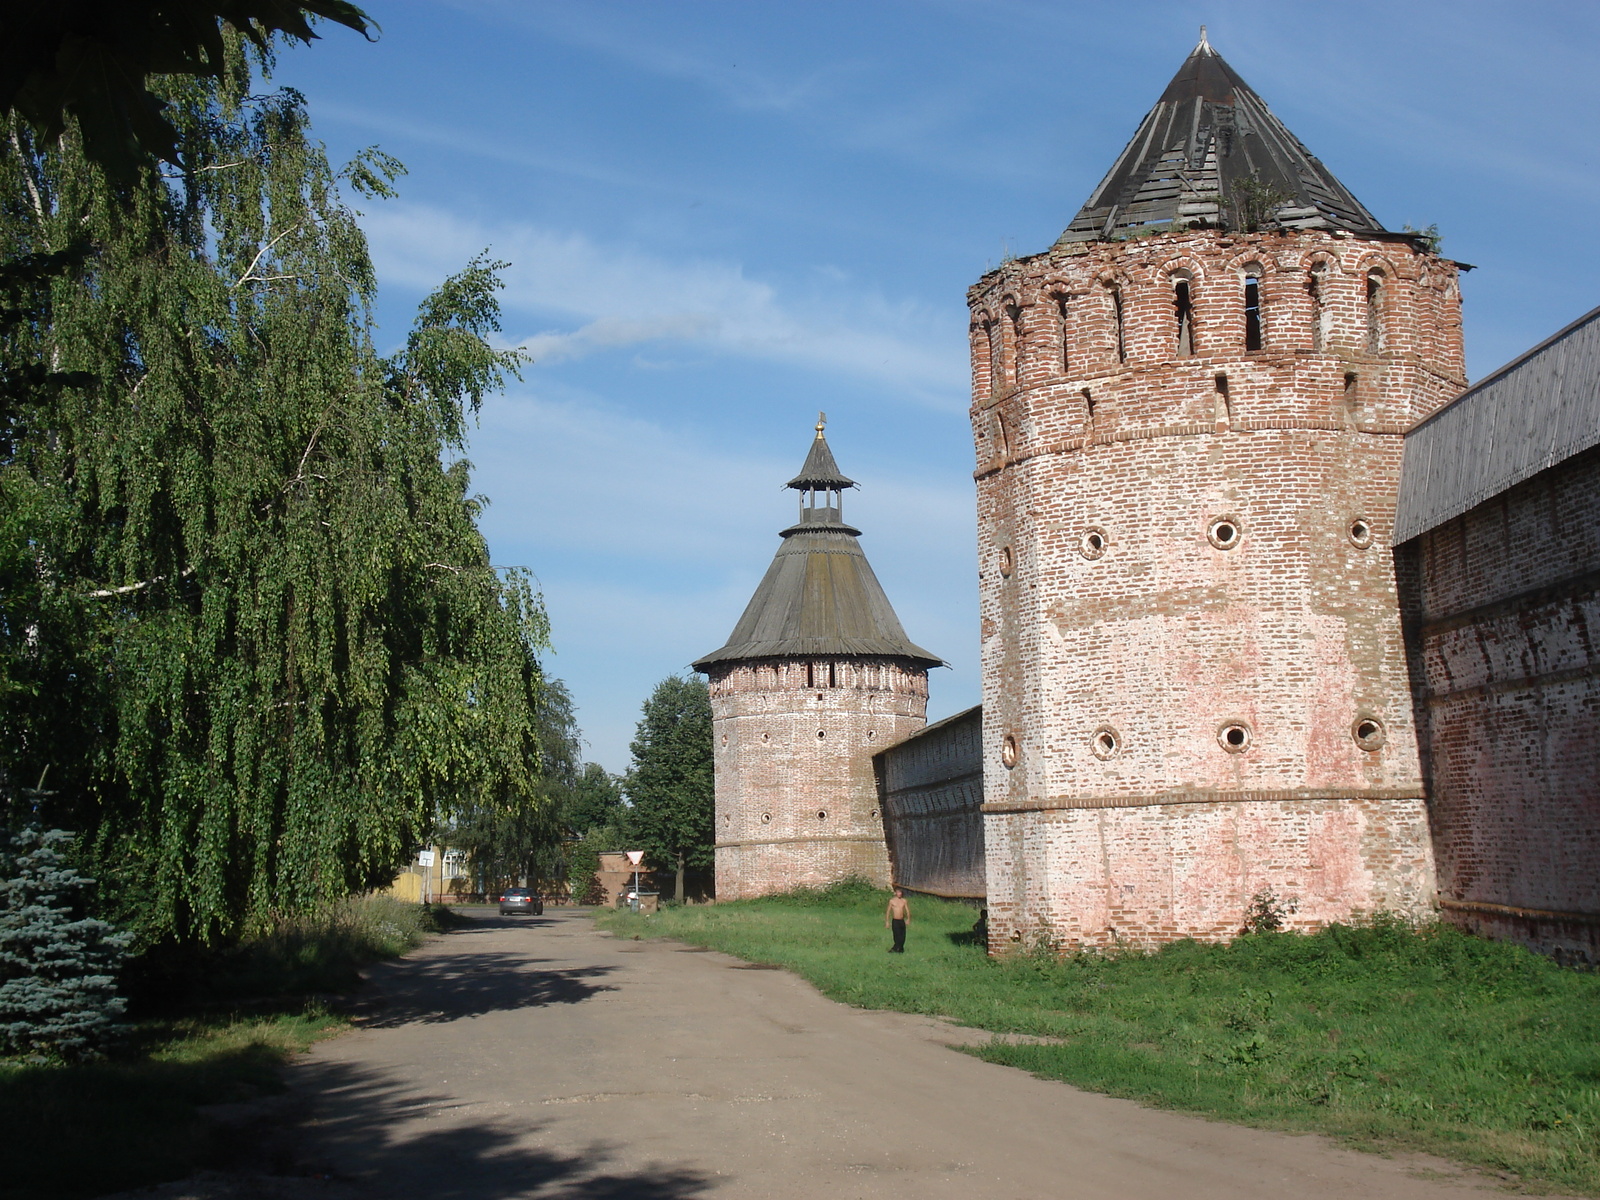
[1057,31,1385,245]
[786,416,857,489]
[693,425,939,671]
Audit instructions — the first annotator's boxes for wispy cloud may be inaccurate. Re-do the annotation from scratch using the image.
[360,204,968,405]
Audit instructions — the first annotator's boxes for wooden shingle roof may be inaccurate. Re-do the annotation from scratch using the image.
[1057,31,1385,245]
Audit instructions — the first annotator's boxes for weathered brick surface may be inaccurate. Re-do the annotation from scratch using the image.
[875,705,985,899]
[970,228,1463,950]
[707,658,927,899]
[1401,443,1600,963]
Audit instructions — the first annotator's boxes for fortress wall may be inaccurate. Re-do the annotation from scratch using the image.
[707,658,927,899]
[875,705,985,899]
[1402,444,1600,963]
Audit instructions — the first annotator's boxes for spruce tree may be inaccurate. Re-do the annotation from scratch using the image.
[0,826,129,1059]
[0,38,550,945]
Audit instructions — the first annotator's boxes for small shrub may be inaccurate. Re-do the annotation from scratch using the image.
[763,876,884,907]
[0,826,131,1060]
[206,895,437,998]
[1239,889,1297,935]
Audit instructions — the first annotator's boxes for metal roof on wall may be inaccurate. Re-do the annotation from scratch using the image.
[1395,304,1600,543]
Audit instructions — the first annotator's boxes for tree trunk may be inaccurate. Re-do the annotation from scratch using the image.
[676,849,686,905]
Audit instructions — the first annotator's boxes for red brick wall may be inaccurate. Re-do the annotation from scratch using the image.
[1402,444,1600,963]
[706,657,928,899]
[971,227,1464,950]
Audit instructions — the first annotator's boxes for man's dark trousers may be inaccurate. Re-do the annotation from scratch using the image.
[890,918,906,953]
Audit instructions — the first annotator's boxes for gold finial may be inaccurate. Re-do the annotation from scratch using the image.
[815,411,827,438]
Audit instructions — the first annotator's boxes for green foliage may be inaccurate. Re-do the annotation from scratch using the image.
[1230,172,1292,232]
[624,675,713,883]
[565,821,626,906]
[1402,222,1444,254]
[603,900,1600,1193]
[0,826,130,1059]
[0,39,548,946]
[1,1,373,181]
[447,679,579,892]
[564,762,625,836]
[202,893,439,998]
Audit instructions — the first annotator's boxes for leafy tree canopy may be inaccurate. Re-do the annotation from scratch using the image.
[624,675,713,893]
[1,1,372,180]
[0,34,548,946]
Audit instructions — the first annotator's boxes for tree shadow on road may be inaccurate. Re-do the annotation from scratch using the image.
[292,1058,715,1199]
[352,952,617,1027]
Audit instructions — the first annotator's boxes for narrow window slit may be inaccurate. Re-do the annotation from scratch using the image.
[1174,278,1194,356]
[1243,275,1263,351]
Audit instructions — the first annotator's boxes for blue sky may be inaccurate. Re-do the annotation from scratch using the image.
[273,0,1600,773]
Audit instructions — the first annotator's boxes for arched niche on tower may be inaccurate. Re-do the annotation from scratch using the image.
[1220,250,1272,353]
[1352,252,1402,359]
[998,292,1024,392]
[1296,249,1341,353]
[1037,277,1074,377]
[1158,255,1206,360]
[970,308,997,402]
[1092,270,1131,367]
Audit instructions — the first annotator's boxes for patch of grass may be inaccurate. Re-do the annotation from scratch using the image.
[2,894,449,1199]
[0,1009,343,1200]
[600,891,1600,1195]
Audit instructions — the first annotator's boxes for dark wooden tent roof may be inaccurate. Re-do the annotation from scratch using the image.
[787,424,857,490]
[1056,31,1385,245]
[693,431,940,671]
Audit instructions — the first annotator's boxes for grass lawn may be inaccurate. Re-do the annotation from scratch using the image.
[1,896,452,1200]
[599,883,1600,1196]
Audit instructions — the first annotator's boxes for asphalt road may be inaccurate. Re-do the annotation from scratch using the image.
[281,908,1497,1200]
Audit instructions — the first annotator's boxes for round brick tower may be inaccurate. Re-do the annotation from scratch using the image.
[694,419,941,900]
[972,34,1466,949]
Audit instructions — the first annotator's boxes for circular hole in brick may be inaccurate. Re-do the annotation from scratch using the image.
[1092,726,1121,759]
[1349,518,1374,548]
[869,809,878,820]
[817,810,827,821]
[1208,516,1242,550]
[761,732,769,742]
[1080,528,1108,560]
[1218,722,1252,753]
[998,545,1014,577]
[1352,717,1386,751]
[720,734,728,747]
[817,729,826,739]
[761,812,771,823]
[867,730,875,740]
[1001,734,1019,769]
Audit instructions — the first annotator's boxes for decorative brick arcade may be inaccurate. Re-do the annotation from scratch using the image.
[695,421,941,900]
[971,34,1465,950]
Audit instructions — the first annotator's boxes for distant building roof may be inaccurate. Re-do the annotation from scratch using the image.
[693,427,940,671]
[1056,30,1386,245]
[1396,303,1600,542]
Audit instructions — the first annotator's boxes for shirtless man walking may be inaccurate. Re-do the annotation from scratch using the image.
[885,888,910,953]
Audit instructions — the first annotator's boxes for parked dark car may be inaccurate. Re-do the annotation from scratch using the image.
[498,887,543,916]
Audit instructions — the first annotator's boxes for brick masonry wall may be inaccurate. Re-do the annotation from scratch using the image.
[1401,443,1600,963]
[970,227,1464,950]
[875,705,985,899]
[706,657,928,899]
